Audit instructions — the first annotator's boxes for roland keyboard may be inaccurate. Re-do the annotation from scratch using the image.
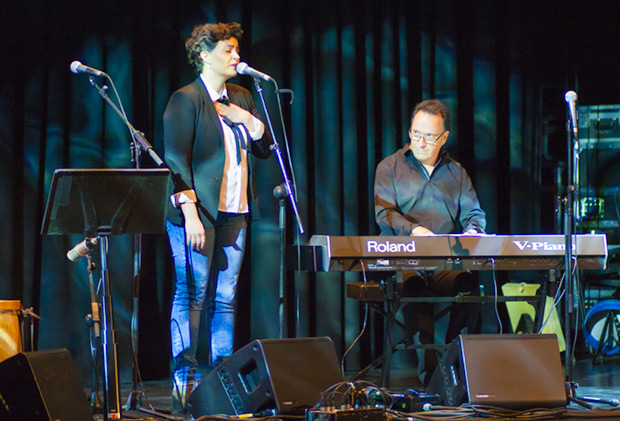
[306,234,608,271]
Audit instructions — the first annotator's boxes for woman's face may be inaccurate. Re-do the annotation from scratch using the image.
[202,37,240,80]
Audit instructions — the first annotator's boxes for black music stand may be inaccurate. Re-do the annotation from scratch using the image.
[41,168,171,421]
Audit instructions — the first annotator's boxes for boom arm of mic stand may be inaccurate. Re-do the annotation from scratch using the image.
[88,77,165,167]
[132,130,165,167]
[253,78,305,234]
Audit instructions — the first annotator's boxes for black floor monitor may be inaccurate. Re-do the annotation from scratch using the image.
[427,334,567,410]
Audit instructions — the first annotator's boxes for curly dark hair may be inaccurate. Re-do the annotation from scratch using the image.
[185,22,243,73]
[411,99,451,131]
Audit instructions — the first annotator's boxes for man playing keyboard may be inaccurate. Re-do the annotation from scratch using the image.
[374,99,487,386]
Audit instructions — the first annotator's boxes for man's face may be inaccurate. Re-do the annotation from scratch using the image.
[408,111,448,166]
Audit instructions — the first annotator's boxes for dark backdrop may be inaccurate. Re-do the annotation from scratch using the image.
[2,0,619,384]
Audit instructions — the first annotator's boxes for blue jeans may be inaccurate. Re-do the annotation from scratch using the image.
[167,213,247,370]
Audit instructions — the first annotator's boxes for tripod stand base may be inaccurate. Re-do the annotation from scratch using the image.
[567,381,620,410]
[137,406,184,421]
[124,390,144,411]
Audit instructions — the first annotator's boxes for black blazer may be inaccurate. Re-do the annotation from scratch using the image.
[163,78,273,228]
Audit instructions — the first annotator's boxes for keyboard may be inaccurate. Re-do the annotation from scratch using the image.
[306,234,608,271]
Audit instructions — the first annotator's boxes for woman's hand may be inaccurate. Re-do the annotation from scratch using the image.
[214,102,254,127]
[180,203,206,250]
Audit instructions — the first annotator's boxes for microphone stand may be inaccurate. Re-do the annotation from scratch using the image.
[125,129,143,413]
[562,94,618,409]
[88,77,173,419]
[563,101,580,404]
[252,78,304,235]
[19,307,42,352]
[251,77,304,339]
[274,185,287,339]
[85,255,103,415]
[98,234,122,420]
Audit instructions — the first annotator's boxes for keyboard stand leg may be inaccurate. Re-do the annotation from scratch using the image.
[351,302,409,382]
[381,274,398,388]
[534,270,553,332]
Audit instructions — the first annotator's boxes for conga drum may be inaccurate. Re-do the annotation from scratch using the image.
[0,300,22,362]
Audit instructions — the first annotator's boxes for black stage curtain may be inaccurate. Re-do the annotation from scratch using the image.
[1,0,619,383]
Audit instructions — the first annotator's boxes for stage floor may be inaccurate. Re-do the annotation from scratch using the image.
[94,354,620,421]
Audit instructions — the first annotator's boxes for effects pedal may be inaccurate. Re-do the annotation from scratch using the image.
[390,389,441,412]
[306,407,386,421]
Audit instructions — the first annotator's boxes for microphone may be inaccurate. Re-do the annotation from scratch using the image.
[564,90,578,136]
[273,183,288,199]
[236,62,274,82]
[67,237,98,261]
[70,61,107,77]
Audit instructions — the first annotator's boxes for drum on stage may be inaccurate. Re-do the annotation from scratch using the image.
[0,300,22,362]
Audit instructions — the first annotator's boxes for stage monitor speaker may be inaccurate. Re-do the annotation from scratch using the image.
[426,334,567,410]
[0,348,93,421]
[188,337,343,418]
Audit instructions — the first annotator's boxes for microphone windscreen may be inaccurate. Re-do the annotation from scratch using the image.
[564,90,577,103]
[236,62,249,74]
[70,61,82,74]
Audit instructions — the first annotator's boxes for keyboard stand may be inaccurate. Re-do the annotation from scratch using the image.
[348,272,551,388]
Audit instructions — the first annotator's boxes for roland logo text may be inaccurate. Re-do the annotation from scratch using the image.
[367,240,416,253]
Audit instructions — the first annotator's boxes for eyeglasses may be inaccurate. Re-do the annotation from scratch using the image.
[409,129,447,144]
